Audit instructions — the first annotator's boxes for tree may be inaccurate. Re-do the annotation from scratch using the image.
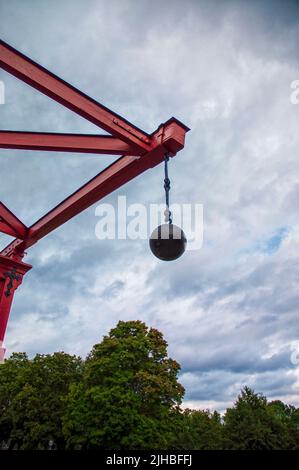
[268,400,299,449]
[0,352,83,449]
[170,408,224,450]
[223,387,290,449]
[62,320,184,449]
[0,352,30,449]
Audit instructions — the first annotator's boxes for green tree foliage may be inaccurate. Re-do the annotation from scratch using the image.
[267,400,299,449]
[169,409,224,450]
[1,322,299,450]
[0,352,83,449]
[62,320,184,449]
[223,386,293,449]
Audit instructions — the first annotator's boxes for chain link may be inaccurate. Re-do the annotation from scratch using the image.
[164,154,172,224]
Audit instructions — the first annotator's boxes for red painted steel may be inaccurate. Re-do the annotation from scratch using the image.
[0,40,151,153]
[1,119,189,258]
[0,255,32,361]
[0,221,18,238]
[0,39,189,356]
[0,131,139,155]
[0,202,28,239]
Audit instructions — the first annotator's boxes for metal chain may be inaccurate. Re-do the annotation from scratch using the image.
[164,154,172,224]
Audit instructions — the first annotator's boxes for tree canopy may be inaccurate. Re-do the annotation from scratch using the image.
[0,352,83,449]
[0,320,298,450]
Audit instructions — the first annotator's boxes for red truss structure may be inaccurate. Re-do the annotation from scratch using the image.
[0,40,189,359]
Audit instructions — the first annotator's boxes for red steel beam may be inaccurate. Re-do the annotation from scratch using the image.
[1,119,189,258]
[0,131,139,156]
[0,202,27,239]
[0,220,18,237]
[0,40,151,153]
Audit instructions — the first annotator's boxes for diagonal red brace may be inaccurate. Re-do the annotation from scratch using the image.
[0,202,28,239]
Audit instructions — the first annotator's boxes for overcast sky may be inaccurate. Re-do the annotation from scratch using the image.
[1,0,299,411]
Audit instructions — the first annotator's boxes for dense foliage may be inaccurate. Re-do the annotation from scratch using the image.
[0,321,298,450]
